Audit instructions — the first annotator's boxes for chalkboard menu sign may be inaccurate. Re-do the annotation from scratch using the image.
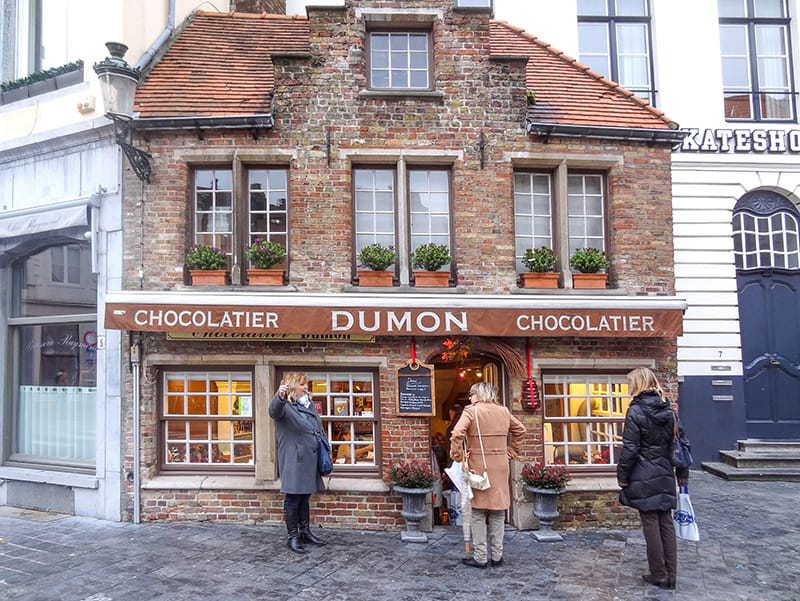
[397,360,435,417]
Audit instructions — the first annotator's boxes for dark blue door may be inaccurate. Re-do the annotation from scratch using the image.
[737,271,800,438]
[734,190,800,440]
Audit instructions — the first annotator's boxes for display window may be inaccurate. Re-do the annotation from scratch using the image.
[542,374,630,468]
[161,370,254,470]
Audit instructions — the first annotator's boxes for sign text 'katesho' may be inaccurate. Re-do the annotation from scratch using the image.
[108,304,683,338]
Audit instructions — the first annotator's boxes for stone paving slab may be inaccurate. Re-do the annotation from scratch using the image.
[0,470,798,600]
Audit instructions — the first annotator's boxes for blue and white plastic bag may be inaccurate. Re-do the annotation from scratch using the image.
[673,483,700,541]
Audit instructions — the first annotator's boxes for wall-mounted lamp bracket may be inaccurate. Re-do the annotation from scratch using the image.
[107,112,152,183]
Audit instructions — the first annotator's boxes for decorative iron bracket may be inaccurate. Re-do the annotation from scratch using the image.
[107,112,152,183]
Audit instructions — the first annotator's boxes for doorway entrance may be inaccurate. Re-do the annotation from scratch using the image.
[733,190,800,439]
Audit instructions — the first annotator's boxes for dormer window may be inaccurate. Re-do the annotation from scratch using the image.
[368,30,431,90]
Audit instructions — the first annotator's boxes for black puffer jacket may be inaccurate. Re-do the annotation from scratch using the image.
[617,390,686,512]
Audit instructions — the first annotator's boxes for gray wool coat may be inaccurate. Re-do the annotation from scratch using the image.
[269,393,326,494]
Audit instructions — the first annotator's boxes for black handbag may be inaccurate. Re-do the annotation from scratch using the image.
[317,435,333,476]
[671,413,693,469]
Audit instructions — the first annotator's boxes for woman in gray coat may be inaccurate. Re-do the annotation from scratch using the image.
[269,372,327,554]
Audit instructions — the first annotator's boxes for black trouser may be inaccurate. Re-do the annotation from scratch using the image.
[639,510,677,581]
[284,493,311,532]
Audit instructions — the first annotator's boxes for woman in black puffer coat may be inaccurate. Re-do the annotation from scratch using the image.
[617,367,689,591]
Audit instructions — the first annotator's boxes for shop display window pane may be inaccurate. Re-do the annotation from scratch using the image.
[161,371,254,469]
[543,375,629,467]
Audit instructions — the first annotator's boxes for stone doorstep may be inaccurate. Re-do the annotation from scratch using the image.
[701,461,800,481]
[719,450,800,469]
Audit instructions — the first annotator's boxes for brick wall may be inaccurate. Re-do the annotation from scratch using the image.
[119,3,680,530]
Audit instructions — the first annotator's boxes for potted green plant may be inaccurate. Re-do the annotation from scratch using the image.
[246,239,286,285]
[569,247,610,289]
[357,243,396,287]
[520,461,571,542]
[185,244,228,285]
[390,460,435,542]
[411,243,452,287]
[520,246,559,289]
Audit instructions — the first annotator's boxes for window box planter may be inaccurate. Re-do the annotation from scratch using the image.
[189,270,228,286]
[357,270,394,287]
[572,273,608,289]
[521,272,560,289]
[247,268,284,286]
[56,67,84,89]
[413,271,450,287]
[1,87,29,104]
[27,78,56,97]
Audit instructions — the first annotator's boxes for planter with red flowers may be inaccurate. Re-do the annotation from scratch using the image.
[246,239,286,286]
[185,244,228,286]
[520,461,571,542]
[390,460,434,542]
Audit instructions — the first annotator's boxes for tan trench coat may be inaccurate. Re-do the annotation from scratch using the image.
[449,402,526,510]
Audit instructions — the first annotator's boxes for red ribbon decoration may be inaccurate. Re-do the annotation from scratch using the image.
[411,338,417,363]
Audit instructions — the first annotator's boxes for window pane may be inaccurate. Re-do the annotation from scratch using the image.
[18,242,96,317]
[718,0,746,18]
[162,372,254,468]
[543,374,629,466]
[578,0,608,16]
[754,0,785,18]
[579,23,611,79]
[615,0,647,16]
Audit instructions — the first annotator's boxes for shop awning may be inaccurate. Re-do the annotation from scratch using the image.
[104,291,686,338]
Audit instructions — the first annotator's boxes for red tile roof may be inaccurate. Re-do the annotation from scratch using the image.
[490,20,676,130]
[134,12,310,118]
[135,11,676,131]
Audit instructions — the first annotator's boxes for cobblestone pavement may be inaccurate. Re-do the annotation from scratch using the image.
[0,470,798,601]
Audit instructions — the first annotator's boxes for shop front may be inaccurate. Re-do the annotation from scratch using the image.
[106,291,684,530]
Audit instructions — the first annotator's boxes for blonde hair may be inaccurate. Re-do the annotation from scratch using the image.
[627,367,663,399]
[283,372,308,403]
[469,381,498,404]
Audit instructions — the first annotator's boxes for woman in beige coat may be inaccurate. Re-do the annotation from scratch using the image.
[450,382,526,568]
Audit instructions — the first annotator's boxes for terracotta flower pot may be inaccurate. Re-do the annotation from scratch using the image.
[357,270,394,287]
[572,273,608,289]
[413,271,450,287]
[521,272,560,289]
[247,268,284,286]
[190,269,228,286]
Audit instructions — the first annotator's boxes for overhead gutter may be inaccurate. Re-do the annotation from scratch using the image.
[134,114,275,132]
[526,120,689,146]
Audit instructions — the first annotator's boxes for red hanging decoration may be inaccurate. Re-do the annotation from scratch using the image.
[522,338,539,411]
[410,338,417,364]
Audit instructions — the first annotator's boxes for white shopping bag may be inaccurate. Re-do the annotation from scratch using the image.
[673,483,700,541]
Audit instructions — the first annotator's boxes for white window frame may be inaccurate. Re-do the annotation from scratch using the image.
[353,162,453,285]
[160,370,255,471]
[718,0,795,121]
[542,373,630,469]
[192,166,288,284]
[368,30,431,91]
[513,167,607,286]
[733,210,800,270]
[577,0,655,106]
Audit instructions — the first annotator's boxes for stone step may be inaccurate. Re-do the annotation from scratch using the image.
[702,461,800,481]
[719,450,800,469]
[736,439,800,454]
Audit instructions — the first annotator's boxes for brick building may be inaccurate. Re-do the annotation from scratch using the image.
[104,0,686,530]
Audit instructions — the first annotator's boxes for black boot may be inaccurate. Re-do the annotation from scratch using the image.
[287,527,307,554]
[285,507,307,555]
[299,522,327,546]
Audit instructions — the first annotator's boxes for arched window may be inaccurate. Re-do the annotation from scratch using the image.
[8,240,97,469]
[732,190,800,270]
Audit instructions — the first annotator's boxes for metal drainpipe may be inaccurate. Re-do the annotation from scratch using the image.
[130,341,142,524]
[134,0,176,72]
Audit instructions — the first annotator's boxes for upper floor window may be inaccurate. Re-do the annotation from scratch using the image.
[718,0,795,121]
[514,170,606,279]
[454,0,492,6]
[368,30,432,90]
[50,244,82,285]
[14,0,79,76]
[578,0,655,106]
[192,167,288,284]
[354,165,452,285]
